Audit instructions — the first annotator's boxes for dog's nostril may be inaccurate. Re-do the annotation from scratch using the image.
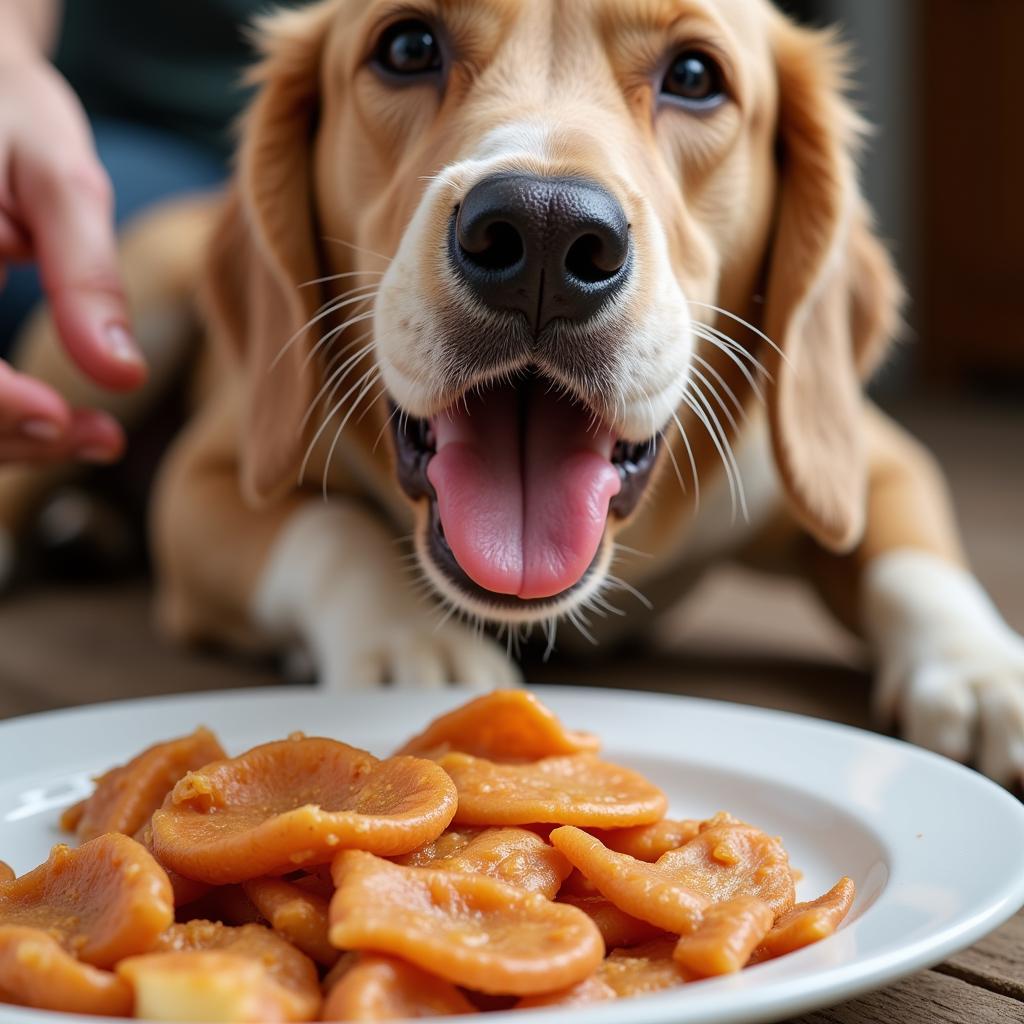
[565,232,626,284]
[458,219,525,273]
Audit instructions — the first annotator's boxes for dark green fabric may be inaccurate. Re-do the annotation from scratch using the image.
[55,0,267,161]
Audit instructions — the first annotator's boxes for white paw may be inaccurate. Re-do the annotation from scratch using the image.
[318,618,522,692]
[865,550,1024,788]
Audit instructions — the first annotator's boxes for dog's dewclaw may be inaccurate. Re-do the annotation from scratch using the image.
[329,850,604,996]
[550,826,709,933]
[749,877,856,964]
[590,818,702,861]
[394,689,600,761]
[438,752,667,827]
[673,896,774,976]
[655,818,796,919]
[393,825,571,898]
[0,862,12,884]
[118,948,320,1022]
[0,925,134,1016]
[71,727,226,843]
[150,736,457,884]
[557,894,666,949]
[321,953,476,1020]
[0,833,173,969]
[242,877,337,966]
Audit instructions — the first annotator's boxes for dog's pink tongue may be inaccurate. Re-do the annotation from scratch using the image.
[427,385,619,600]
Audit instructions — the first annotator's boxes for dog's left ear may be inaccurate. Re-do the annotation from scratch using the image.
[762,21,903,553]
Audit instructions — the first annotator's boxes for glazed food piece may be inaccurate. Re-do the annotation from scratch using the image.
[329,850,604,996]
[395,689,600,761]
[672,896,774,976]
[518,938,687,1008]
[135,822,212,908]
[242,877,337,966]
[65,727,226,843]
[394,826,571,898]
[150,736,457,883]
[119,949,318,1022]
[179,885,265,927]
[750,877,856,963]
[655,817,795,918]
[321,954,475,1020]
[591,819,701,861]
[0,834,173,968]
[550,826,709,933]
[0,925,133,1017]
[557,894,665,949]
[126,919,322,1020]
[439,752,667,828]
[0,862,13,884]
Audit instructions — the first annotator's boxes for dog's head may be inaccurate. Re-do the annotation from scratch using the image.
[207,0,900,627]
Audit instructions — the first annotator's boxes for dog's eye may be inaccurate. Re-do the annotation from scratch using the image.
[661,50,726,108]
[374,19,443,77]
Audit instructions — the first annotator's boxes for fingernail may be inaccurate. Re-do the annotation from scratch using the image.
[78,446,117,465]
[19,418,62,442]
[105,324,143,365]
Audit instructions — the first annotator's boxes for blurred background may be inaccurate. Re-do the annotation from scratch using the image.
[0,0,1020,728]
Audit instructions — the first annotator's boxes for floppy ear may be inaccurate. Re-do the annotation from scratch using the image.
[203,2,338,506]
[761,22,903,553]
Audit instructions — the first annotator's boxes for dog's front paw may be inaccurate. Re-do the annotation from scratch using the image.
[866,550,1024,787]
[317,618,522,693]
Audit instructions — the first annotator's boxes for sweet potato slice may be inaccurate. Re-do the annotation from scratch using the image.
[655,818,795,918]
[395,690,600,761]
[599,938,689,997]
[329,850,604,996]
[321,954,475,1020]
[515,972,618,1009]
[557,895,665,949]
[136,822,211,908]
[550,826,708,933]
[394,826,570,898]
[71,727,226,843]
[243,878,337,966]
[119,949,318,1022]
[750,877,856,964]
[0,862,12,884]
[672,896,774,976]
[0,834,173,968]
[150,736,457,883]
[439,752,666,828]
[131,919,321,1020]
[591,819,701,861]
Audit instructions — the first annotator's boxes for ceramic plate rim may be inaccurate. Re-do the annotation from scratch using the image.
[1,685,1023,1024]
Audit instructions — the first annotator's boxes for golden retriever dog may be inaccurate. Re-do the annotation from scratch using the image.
[2,0,1023,787]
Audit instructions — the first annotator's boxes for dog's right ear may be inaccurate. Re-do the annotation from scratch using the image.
[203,2,338,506]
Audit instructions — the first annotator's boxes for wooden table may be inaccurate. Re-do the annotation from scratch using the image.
[0,578,1021,1023]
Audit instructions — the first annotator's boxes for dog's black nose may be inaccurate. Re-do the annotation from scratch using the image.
[451,173,631,331]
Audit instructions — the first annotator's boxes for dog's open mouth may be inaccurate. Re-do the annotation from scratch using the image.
[392,373,659,606]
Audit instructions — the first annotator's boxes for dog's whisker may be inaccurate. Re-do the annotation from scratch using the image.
[543,618,559,661]
[687,300,790,367]
[321,372,384,500]
[692,322,773,390]
[683,388,748,523]
[689,365,742,437]
[373,400,404,453]
[300,339,377,432]
[321,236,393,265]
[302,306,377,373]
[591,592,626,617]
[667,413,701,514]
[298,269,387,290]
[682,390,737,519]
[691,353,749,421]
[604,573,654,611]
[566,609,598,646]
[613,542,652,560]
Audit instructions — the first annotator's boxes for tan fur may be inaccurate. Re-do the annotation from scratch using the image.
[0,1,970,683]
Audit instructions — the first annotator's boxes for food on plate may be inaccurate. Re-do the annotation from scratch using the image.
[328,850,604,995]
[62,727,226,843]
[438,751,667,827]
[0,690,855,1020]
[150,735,458,883]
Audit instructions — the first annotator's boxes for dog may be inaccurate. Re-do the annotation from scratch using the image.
[1,0,1022,788]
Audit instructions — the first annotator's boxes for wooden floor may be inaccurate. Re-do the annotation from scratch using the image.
[0,398,1021,1020]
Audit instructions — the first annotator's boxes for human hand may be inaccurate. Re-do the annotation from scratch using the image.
[0,51,145,463]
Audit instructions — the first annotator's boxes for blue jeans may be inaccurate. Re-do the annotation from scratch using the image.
[0,117,227,356]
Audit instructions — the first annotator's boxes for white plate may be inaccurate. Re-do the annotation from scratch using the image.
[2,686,1023,1024]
